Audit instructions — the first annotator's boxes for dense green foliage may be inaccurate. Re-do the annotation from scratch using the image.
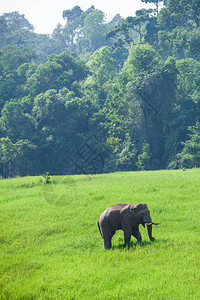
[0,0,200,177]
[0,169,200,298]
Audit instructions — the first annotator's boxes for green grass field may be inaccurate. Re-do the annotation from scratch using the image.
[0,169,200,299]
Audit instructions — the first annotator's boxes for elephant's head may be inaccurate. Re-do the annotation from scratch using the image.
[130,203,159,241]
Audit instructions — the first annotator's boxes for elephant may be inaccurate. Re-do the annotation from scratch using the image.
[98,203,159,249]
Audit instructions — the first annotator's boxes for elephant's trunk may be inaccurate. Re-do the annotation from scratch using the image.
[146,223,154,241]
[146,222,159,241]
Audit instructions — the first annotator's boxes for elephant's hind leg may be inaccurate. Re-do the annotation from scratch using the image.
[124,229,132,245]
[104,237,112,249]
[103,230,115,249]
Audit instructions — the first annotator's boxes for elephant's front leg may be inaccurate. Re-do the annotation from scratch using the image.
[132,227,142,243]
[123,228,132,245]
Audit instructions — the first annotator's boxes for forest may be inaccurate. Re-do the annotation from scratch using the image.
[0,0,200,177]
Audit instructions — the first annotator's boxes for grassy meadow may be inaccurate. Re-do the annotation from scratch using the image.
[0,169,200,299]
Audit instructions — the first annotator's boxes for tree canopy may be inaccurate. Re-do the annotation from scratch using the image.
[0,2,200,177]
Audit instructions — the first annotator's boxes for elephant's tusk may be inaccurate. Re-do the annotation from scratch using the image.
[145,222,152,226]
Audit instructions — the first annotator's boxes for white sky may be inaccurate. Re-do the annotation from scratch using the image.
[0,0,154,34]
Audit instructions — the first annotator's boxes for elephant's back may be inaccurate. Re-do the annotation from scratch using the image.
[109,203,130,211]
[100,203,130,220]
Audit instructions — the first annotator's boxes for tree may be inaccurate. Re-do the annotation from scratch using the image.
[158,0,200,59]
[31,89,93,174]
[0,100,36,143]
[123,44,178,168]
[0,12,34,49]
[144,16,159,45]
[166,58,200,162]
[63,5,83,24]
[136,143,151,170]
[178,123,200,168]
[0,46,37,108]
[53,6,113,54]
[0,137,16,178]
[0,12,65,62]
[106,10,152,45]
[109,38,129,70]
[83,9,108,51]
[86,47,116,85]
[158,0,200,28]
[25,52,89,96]
[61,6,84,50]
[123,43,161,77]
[1,5,200,175]
[189,28,200,57]
[132,9,154,43]
[141,0,166,15]
[85,47,116,107]
[14,140,36,176]
[106,8,158,54]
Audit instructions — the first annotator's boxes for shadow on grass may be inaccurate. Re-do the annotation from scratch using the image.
[111,239,167,250]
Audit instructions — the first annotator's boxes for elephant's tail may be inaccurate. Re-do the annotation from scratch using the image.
[97,220,103,238]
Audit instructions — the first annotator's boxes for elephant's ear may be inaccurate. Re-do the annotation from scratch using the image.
[130,203,144,215]
[130,205,136,215]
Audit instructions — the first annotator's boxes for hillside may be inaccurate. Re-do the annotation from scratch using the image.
[0,169,200,299]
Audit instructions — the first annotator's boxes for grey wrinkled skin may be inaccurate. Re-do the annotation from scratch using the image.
[98,203,159,249]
